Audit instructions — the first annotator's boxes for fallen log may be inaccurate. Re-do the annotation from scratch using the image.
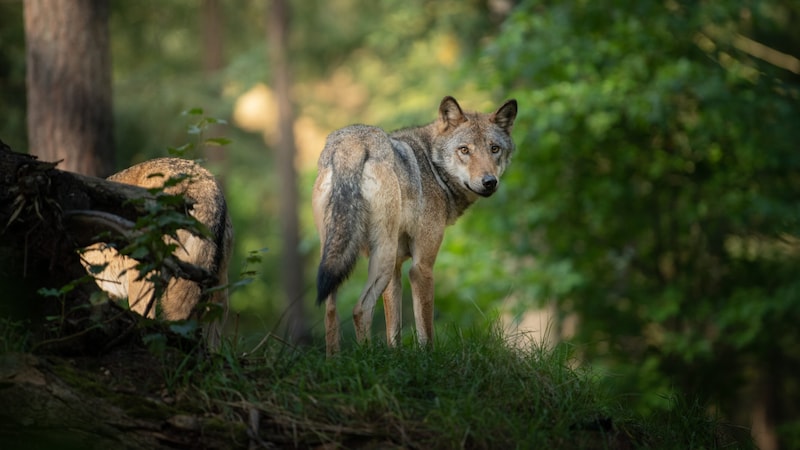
[0,142,243,449]
[0,142,213,354]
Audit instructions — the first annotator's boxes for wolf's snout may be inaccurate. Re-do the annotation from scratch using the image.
[482,175,498,191]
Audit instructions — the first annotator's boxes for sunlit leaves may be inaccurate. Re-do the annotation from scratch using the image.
[467,0,800,417]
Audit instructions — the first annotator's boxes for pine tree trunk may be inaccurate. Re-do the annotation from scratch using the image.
[201,0,224,74]
[23,0,114,177]
[267,0,309,344]
[200,0,229,181]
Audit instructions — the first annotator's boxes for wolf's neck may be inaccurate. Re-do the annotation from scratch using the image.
[392,124,476,223]
[424,150,475,224]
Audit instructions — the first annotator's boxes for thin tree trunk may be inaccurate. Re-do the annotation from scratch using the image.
[750,365,779,450]
[24,0,114,177]
[267,0,308,344]
[201,0,224,74]
[200,0,228,179]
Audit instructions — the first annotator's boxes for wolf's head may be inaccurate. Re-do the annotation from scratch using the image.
[433,96,518,198]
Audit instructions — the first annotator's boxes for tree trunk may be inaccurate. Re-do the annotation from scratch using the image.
[267,0,309,344]
[24,0,114,177]
[200,0,229,181]
[201,0,224,74]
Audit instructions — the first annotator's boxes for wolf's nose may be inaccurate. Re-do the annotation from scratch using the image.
[482,175,498,191]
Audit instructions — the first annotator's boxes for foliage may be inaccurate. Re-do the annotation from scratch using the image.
[167,108,232,158]
[0,318,30,353]
[461,0,800,438]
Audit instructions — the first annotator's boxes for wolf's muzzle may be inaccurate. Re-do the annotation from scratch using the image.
[482,175,498,191]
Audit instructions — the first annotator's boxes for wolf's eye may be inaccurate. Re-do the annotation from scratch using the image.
[458,146,470,155]
[490,145,501,154]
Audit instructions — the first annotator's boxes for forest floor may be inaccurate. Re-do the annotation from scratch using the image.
[0,319,753,450]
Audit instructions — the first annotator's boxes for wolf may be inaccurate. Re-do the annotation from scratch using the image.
[313,96,518,354]
[81,158,233,348]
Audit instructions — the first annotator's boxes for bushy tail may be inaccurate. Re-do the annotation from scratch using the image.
[316,148,369,305]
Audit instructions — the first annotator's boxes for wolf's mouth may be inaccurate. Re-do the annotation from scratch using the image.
[465,182,496,197]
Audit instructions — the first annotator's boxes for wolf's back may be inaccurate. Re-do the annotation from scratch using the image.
[315,126,390,304]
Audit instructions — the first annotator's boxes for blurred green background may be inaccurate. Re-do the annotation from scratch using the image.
[2,1,799,447]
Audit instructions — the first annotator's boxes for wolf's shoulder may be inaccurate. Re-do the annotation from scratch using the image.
[388,123,434,152]
[327,124,389,143]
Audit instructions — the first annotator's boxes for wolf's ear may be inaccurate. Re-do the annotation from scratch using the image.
[491,99,518,134]
[438,96,467,132]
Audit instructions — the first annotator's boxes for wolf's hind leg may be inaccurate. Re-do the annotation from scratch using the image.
[354,162,401,344]
[324,293,341,356]
[353,247,395,344]
[383,265,403,347]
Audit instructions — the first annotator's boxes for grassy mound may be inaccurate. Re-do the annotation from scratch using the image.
[196,323,745,448]
[0,318,750,449]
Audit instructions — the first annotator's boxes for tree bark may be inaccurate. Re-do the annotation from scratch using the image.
[200,0,229,182]
[201,0,225,74]
[267,0,309,344]
[24,0,114,177]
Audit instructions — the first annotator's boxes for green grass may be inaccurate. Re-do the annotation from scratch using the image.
[186,322,748,449]
[0,316,750,448]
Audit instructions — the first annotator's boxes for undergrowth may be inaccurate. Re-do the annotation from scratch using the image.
[170,322,748,449]
[0,315,752,448]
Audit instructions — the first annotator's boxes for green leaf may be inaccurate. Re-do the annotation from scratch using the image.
[168,142,194,156]
[181,107,204,116]
[168,320,198,337]
[204,137,231,146]
[37,287,62,298]
[143,333,167,355]
[203,117,228,125]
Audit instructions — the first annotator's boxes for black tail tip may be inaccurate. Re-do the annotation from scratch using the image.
[316,266,342,306]
[316,250,358,305]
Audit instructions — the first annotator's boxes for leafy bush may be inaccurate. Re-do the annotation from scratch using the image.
[453,0,800,440]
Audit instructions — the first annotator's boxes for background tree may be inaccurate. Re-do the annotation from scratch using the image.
[268,0,308,343]
[0,1,26,151]
[201,0,224,75]
[24,0,114,176]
